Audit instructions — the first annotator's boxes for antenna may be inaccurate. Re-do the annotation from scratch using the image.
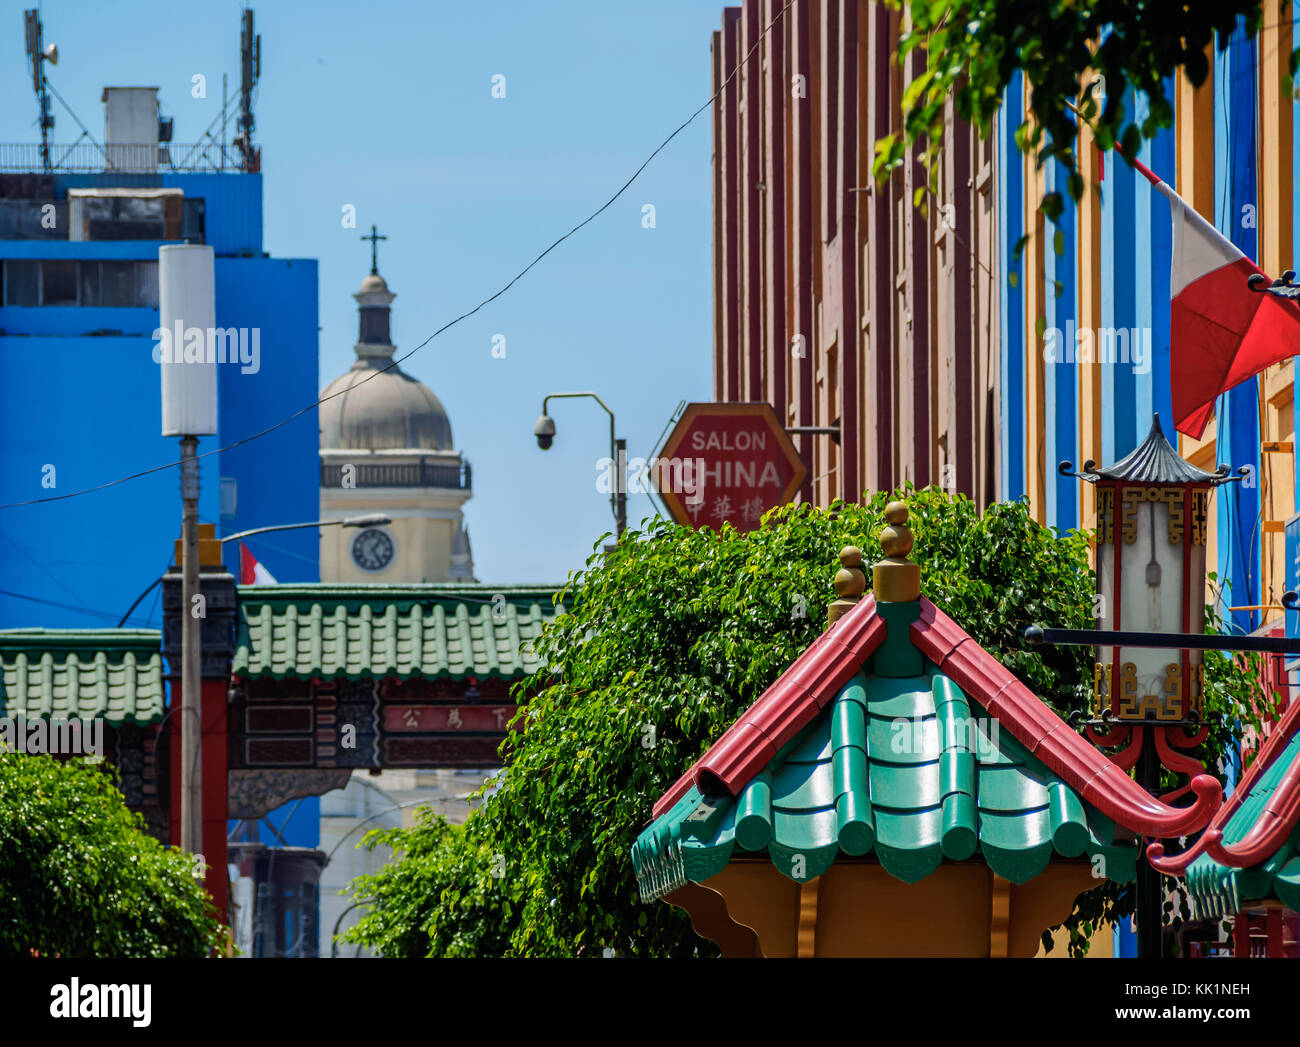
[23,8,56,173]
[234,7,261,173]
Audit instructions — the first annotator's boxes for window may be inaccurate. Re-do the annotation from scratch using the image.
[79,261,101,306]
[3,260,38,306]
[100,261,136,306]
[2,259,159,307]
[135,261,158,307]
[41,260,77,305]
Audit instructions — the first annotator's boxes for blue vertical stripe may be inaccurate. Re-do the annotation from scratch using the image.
[1043,161,1078,529]
[1099,91,1140,462]
[1216,23,1262,640]
[999,73,1026,502]
[1148,86,1175,428]
[1293,15,1300,528]
[1112,111,1139,457]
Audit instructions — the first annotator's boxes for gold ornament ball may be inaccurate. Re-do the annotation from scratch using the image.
[834,566,865,597]
[884,501,908,525]
[839,545,863,568]
[879,524,913,558]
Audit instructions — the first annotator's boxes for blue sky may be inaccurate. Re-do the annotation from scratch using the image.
[1,0,718,585]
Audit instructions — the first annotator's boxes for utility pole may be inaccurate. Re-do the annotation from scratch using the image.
[1135,731,1162,958]
[159,244,217,863]
[180,437,202,855]
[613,437,627,537]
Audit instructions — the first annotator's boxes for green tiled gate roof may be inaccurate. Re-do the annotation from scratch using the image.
[0,629,165,725]
[231,584,564,680]
[633,668,1136,901]
[1185,724,1300,919]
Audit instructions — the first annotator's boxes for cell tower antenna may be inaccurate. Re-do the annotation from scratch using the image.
[234,8,261,172]
[23,8,57,173]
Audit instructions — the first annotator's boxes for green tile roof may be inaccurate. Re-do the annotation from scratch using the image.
[231,584,564,680]
[633,667,1136,901]
[0,629,165,725]
[1185,726,1300,919]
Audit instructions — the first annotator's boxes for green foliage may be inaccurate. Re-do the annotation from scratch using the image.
[0,752,224,957]
[876,1,1287,219]
[341,810,518,958]
[344,488,1270,957]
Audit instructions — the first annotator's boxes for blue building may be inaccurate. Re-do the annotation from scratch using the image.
[0,86,319,628]
[0,86,323,871]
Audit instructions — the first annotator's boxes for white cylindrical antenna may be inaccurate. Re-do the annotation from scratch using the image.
[159,244,217,436]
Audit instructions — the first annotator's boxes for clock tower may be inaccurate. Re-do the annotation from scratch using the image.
[318,242,474,582]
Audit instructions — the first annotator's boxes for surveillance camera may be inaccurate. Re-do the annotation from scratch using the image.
[534,414,555,450]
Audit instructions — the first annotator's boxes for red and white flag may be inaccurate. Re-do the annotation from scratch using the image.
[239,542,278,585]
[1151,178,1300,438]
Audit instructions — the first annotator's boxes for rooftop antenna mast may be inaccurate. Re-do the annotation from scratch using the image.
[233,8,261,172]
[23,9,58,173]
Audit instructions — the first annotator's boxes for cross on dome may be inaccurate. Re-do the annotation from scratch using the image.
[361,224,387,275]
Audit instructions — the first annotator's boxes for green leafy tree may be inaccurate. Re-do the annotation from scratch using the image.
[344,488,1270,957]
[875,1,1293,220]
[0,752,225,958]
[343,811,518,958]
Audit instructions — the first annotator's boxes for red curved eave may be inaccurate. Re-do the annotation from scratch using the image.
[910,598,1222,839]
[1148,697,1300,874]
[651,595,885,818]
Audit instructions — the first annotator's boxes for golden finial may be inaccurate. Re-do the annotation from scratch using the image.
[827,546,866,627]
[873,500,920,603]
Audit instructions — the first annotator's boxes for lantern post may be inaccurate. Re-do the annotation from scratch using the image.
[1057,415,1239,957]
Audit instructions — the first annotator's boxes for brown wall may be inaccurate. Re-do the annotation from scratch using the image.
[711,0,999,508]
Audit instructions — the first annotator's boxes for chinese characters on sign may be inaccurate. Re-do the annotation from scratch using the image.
[385,706,513,732]
[651,402,808,531]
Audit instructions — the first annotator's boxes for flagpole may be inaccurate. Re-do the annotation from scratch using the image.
[1065,99,1162,187]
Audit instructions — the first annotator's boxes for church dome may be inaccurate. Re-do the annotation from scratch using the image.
[319,261,455,451]
[320,363,454,450]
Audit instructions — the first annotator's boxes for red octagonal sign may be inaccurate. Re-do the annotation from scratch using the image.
[651,402,808,530]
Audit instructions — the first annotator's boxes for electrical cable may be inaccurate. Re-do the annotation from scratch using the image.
[0,0,796,513]
[0,587,156,627]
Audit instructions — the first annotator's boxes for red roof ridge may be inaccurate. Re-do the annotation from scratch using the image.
[910,597,1222,838]
[1148,697,1300,873]
[651,594,885,817]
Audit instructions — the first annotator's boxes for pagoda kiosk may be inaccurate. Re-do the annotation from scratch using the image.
[632,501,1222,957]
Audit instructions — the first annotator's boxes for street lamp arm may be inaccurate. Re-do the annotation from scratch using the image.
[542,391,616,458]
[220,514,392,544]
[539,392,625,536]
[115,514,394,625]
[542,391,614,424]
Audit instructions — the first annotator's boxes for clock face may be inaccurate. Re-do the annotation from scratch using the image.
[351,528,395,572]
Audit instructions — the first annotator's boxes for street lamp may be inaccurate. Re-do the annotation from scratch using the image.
[1052,414,1240,959]
[116,515,394,629]
[220,513,392,545]
[533,392,626,537]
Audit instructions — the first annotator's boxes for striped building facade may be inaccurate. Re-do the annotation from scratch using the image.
[710,0,1001,510]
[712,2,1300,643]
[1001,14,1298,641]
